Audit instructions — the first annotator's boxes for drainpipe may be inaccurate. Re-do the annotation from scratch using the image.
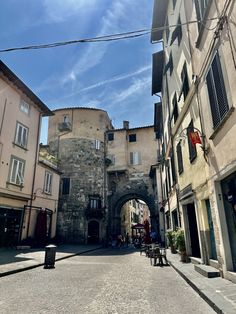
[26,112,42,239]
[0,99,7,160]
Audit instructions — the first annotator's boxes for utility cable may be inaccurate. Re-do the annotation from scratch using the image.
[0,17,219,53]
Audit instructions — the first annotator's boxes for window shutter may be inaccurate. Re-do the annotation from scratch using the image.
[212,53,229,120]
[130,152,134,165]
[176,142,184,174]
[206,69,220,128]
[206,52,229,129]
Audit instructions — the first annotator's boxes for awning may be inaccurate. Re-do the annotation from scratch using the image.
[154,102,163,138]
[131,223,145,229]
[152,50,164,95]
[151,0,168,42]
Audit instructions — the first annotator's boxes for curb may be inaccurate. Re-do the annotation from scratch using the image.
[0,246,103,278]
[168,260,223,314]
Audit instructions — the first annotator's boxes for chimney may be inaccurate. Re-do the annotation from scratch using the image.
[123,121,129,129]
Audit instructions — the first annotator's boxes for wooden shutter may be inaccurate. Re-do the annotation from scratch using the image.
[206,52,229,129]
[176,142,184,174]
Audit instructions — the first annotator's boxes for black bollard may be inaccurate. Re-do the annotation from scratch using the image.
[44,244,57,269]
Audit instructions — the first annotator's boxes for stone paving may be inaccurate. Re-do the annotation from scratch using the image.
[0,245,236,313]
[0,244,102,277]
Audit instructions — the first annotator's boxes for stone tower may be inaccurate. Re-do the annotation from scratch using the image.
[48,107,112,244]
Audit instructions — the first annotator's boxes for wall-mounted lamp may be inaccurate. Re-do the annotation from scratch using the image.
[176,127,209,163]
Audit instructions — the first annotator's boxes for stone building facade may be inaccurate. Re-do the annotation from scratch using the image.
[48,107,112,244]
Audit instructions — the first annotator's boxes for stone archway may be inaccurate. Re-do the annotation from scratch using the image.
[108,186,157,236]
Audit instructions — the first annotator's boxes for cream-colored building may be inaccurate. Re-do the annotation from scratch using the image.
[106,122,158,236]
[152,0,236,282]
[0,60,59,247]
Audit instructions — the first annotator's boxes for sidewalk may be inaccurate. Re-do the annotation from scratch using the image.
[166,249,236,314]
[0,244,102,277]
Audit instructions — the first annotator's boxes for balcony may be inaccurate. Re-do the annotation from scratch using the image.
[58,121,72,132]
[85,208,106,219]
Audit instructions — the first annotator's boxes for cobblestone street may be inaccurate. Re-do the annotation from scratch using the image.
[0,247,215,314]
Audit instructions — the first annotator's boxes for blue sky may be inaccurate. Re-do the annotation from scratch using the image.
[0,0,160,143]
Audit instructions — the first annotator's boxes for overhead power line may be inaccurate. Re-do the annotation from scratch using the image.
[0,17,219,53]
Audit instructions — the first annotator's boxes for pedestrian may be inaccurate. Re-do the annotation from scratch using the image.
[125,232,130,247]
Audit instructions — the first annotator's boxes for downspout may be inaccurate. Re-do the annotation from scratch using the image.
[26,112,42,239]
[0,99,7,160]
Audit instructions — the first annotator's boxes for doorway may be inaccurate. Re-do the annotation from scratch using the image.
[87,220,99,244]
[186,203,201,257]
[0,208,23,247]
[221,174,236,271]
[205,199,217,260]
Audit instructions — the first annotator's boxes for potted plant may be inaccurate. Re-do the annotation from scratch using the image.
[175,228,187,262]
[166,231,176,253]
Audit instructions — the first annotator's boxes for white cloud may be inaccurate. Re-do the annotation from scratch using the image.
[42,0,98,22]
[79,65,151,92]
[109,76,151,105]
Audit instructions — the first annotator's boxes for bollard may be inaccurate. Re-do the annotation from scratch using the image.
[44,244,57,269]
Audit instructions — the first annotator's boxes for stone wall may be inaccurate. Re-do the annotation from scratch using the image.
[49,137,106,243]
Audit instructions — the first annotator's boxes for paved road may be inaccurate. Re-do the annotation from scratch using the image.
[0,247,215,314]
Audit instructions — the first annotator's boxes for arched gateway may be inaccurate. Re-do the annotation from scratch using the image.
[107,179,157,236]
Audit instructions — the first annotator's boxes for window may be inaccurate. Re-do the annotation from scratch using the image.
[44,171,52,194]
[170,152,176,184]
[9,156,25,185]
[172,210,179,230]
[62,178,70,195]
[15,122,28,148]
[170,16,182,46]
[166,18,170,43]
[19,100,30,115]
[130,152,141,165]
[106,154,115,166]
[180,62,189,101]
[129,134,136,142]
[164,52,173,76]
[206,51,229,129]
[89,197,101,209]
[63,115,70,123]
[176,142,184,174]
[107,133,114,141]
[187,120,197,162]
[195,0,210,30]
[94,139,100,150]
[172,93,179,124]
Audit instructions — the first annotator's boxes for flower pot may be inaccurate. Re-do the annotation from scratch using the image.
[180,250,187,262]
